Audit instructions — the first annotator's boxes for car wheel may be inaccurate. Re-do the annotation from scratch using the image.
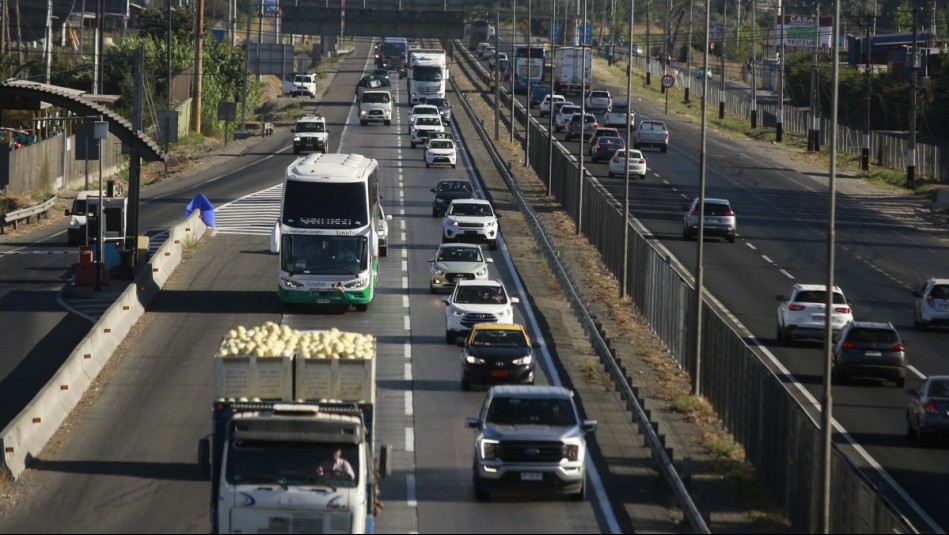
[461,377,471,391]
[474,476,490,502]
[895,376,905,388]
[445,330,455,344]
[776,325,785,345]
[452,164,456,168]
[489,240,498,251]
[906,414,917,438]
[661,146,668,153]
[360,120,367,126]
[380,245,388,257]
[917,429,929,447]
[426,162,430,168]
[728,235,736,244]
[430,285,438,294]
[570,475,586,501]
[411,141,415,148]
[608,171,614,178]
[385,120,391,126]
[640,174,646,180]
[432,208,439,217]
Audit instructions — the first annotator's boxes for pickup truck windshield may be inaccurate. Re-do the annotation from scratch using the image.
[486,397,577,426]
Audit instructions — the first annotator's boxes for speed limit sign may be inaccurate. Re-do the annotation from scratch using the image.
[661,74,675,88]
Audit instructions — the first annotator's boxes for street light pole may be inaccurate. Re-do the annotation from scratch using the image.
[776,0,785,142]
[693,0,712,396]
[621,0,634,298]
[862,16,872,171]
[685,0,694,103]
[808,4,820,152]
[719,0,726,119]
[907,11,918,188]
[511,0,517,143]
[547,0,557,195]
[751,0,758,128]
[525,0,532,166]
[577,0,587,236]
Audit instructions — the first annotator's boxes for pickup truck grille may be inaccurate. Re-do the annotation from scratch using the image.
[461,312,498,328]
[498,441,565,463]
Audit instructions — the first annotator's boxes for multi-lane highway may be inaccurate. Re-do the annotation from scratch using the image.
[482,31,949,532]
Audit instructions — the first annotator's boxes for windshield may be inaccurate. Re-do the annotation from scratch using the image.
[282,180,368,229]
[382,42,407,58]
[281,235,369,275]
[296,122,324,133]
[793,291,847,304]
[471,329,527,347]
[437,181,473,193]
[454,285,507,305]
[437,246,482,263]
[486,397,577,426]
[361,92,391,104]
[448,203,492,217]
[427,98,449,108]
[72,199,88,215]
[416,117,440,126]
[413,66,443,81]
[429,141,452,149]
[226,441,360,488]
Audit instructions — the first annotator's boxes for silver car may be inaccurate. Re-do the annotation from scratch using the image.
[906,375,949,446]
[430,243,493,292]
[682,197,736,243]
[913,278,949,330]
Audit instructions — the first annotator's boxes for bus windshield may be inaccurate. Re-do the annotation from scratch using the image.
[282,181,369,229]
[281,235,369,275]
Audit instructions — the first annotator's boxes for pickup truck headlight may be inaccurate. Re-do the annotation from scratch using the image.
[450,220,461,227]
[564,441,581,461]
[360,110,367,117]
[293,136,301,143]
[480,439,499,460]
[511,355,532,366]
[485,220,497,228]
[280,277,304,289]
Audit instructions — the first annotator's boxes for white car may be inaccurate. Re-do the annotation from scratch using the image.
[408,104,440,134]
[376,204,393,257]
[410,116,445,148]
[442,279,519,344]
[476,42,492,57]
[539,94,567,117]
[442,198,500,250]
[429,243,493,293]
[776,284,854,345]
[913,278,949,330]
[555,105,582,132]
[480,45,497,60]
[425,138,457,168]
[608,149,647,180]
[603,102,635,128]
[488,51,507,69]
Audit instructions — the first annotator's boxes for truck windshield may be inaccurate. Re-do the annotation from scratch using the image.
[382,42,406,58]
[361,93,391,104]
[412,66,442,82]
[281,235,368,275]
[226,441,360,488]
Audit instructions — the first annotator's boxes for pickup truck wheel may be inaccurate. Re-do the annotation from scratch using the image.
[380,245,388,257]
[473,477,490,502]
[293,149,300,155]
[461,377,471,391]
[661,146,668,153]
[570,476,586,501]
[640,174,646,180]
[608,171,614,178]
[360,120,367,126]
[489,241,498,251]
[385,120,391,126]
[446,330,455,344]
[411,141,416,148]
[425,162,430,168]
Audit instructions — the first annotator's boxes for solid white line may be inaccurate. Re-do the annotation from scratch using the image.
[404,362,413,381]
[400,219,406,230]
[908,365,926,379]
[402,247,408,258]
[404,315,411,331]
[405,427,415,452]
[403,295,410,308]
[745,242,757,251]
[405,391,413,416]
[401,232,407,242]
[406,473,418,507]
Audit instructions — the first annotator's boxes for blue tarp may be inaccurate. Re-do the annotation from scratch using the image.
[186,194,216,228]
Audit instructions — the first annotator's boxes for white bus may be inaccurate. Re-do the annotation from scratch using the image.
[273,153,389,310]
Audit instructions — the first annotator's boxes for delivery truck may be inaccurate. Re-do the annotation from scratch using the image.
[554,47,591,95]
[200,323,384,534]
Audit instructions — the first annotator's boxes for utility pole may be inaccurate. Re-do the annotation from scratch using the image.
[751,0,758,127]
[719,0,726,119]
[907,11,918,188]
[622,0,634,298]
[693,0,712,397]
[525,0,532,167]
[496,10,501,141]
[862,16,872,172]
[685,0,693,103]
[577,0,587,236]
[645,0,651,85]
[547,0,556,195]
[95,0,105,94]
[192,0,205,133]
[511,0,517,143]
[808,4,820,152]
[776,0,785,142]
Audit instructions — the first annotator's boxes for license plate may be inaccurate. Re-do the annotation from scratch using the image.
[520,472,543,481]
[489,370,509,377]
[865,351,882,357]
[812,315,825,322]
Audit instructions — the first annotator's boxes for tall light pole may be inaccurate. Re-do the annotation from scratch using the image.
[861,16,872,172]
[576,0,587,236]
[511,0,518,143]
[685,0,694,103]
[908,11,918,188]
[621,0,634,298]
[719,0,727,119]
[751,0,758,127]
[547,0,557,195]
[776,0,785,142]
[645,0,652,85]
[807,4,820,152]
[496,10,502,141]
[693,0,712,396]
[525,0,532,166]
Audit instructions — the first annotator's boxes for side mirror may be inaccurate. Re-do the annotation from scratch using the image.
[581,420,598,433]
[290,128,295,133]
[465,417,481,429]
[385,214,393,221]
[510,297,521,304]
[485,258,494,263]
[496,213,502,219]
[430,188,437,193]
[905,387,918,396]
[441,296,450,304]
[64,209,71,216]
[912,290,922,297]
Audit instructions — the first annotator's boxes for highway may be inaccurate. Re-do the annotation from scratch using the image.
[484,31,949,532]
[0,38,617,533]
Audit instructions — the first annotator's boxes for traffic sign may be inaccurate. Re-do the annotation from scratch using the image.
[661,74,674,88]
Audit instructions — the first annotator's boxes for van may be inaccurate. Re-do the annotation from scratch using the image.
[359,90,393,126]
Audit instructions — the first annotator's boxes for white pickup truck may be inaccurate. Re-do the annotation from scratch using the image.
[282,74,318,98]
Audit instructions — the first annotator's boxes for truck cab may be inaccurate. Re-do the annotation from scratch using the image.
[359,90,393,126]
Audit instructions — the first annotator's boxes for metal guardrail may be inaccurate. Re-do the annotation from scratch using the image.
[450,42,711,534]
[0,195,57,234]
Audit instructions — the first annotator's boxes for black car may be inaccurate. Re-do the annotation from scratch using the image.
[458,324,537,391]
[832,321,906,387]
[590,136,625,163]
[431,179,477,217]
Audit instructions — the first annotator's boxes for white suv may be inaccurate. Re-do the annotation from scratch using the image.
[913,278,949,330]
[442,199,500,250]
[539,94,566,117]
[425,138,457,168]
[776,284,854,345]
[410,115,445,148]
[408,104,440,134]
[292,114,329,155]
[442,280,519,343]
[555,105,581,132]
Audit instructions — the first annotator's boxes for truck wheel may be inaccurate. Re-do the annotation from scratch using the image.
[385,120,391,126]
[461,377,471,391]
[293,148,300,155]
[570,476,587,501]
[446,330,455,344]
[661,146,668,153]
[411,141,416,148]
[608,171,614,178]
[355,303,369,312]
[426,162,430,168]
[360,120,367,126]
[474,477,490,502]
[489,240,498,251]
[380,245,388,257]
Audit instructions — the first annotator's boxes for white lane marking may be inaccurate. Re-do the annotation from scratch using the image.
[402,260,409,272]
[403,295,410,308]
[404,340,411,360]
[406,473,418,507]
[402,247,408,258]
[745,242,757,251]
[403,276,408,289]
[908,365,926,379]
[405,427,415,452]
[401,232,407,242]
[404,315,411,331]
[779,269,795,280]
[404,362,413,381]
[761,255,774,264]
[400,189,405,198]
[405,391,413,416]
[400,208,406,216]
[400,219,406,230]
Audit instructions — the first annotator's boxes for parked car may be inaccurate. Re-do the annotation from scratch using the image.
[588,127,621,154]
[429,242,493,293]
[442,198,501,249]
[555,105,582,132]
[776,284,854,345]
[603,102,635,128]
[608,148,647,179]
[564,113,598,141]
[682,197,736,243]
[832,321,906,387]
[457,323,536,390]
[906,375,949,446]
[425,138,457,168]
[913,278,949,330]
[589,136,625,163]
[586,90,613,112]
[465,385,596,501]
[442,279,519,343]
[539,94,566,116]
[431,179,477,217]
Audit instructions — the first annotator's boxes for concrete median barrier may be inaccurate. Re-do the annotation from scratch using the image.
[1,211,209,479]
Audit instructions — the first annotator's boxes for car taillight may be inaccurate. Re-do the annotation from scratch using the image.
[788,304,806,311]
[638,158,646,164]
[924,402,939,415]
[690,209,700,216]
[891,343,905,352]
[612,156,620,163]
[724,210,735,216]
[842,340,856,349]
[834,306,851,314]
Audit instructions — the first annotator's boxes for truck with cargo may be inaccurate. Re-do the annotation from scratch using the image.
[407,49,448,104]
[200,323,384,534]
[554,47,591,95]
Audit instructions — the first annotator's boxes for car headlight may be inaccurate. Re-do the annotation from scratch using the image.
[68,216,81,227]
[485,220,497,227]
[465,354,486,365]
[360,110,367,117]
[432,267,445,276]
[480,439,499,460]
[564,440,582,461]
[435,197,447,204]
[280,277,304,289]
[474,267,488,278]
[344,277,368,289]
[293,136,301,142]
[451,220,461,227]
[450,308,465,317]
[512,355,532,366]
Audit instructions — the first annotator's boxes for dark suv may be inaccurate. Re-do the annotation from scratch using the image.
[832,321,906,387]
[564,113,597,142]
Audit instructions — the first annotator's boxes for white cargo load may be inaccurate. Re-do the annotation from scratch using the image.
[554,47,591,95]
[214,323,376,403]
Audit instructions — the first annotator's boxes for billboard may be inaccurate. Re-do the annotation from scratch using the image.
[774,15,834,51]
